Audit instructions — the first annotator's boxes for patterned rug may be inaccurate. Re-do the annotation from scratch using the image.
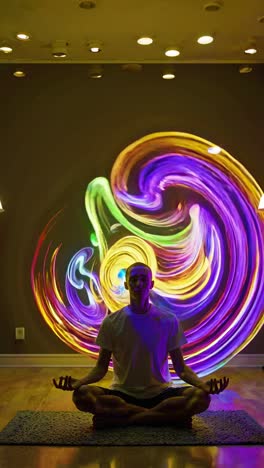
[0,410,263,446]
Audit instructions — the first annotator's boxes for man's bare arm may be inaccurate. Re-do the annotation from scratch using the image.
[169,348,230,394]
[79,348,112,385]
[169,348,206,389]
[53,348,112,390]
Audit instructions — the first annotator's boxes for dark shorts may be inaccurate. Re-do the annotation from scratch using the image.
[97,386,191,409]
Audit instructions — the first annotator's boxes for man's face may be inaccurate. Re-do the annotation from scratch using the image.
[124,266,154,299]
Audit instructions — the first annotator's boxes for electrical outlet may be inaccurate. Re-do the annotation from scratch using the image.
[15,327,25,340]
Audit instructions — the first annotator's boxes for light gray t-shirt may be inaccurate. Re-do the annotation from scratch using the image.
[95,304,187,398]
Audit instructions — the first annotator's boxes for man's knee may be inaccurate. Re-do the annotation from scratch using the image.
[72,385,105,401]
[195,388,211,412]
[180,388,211,415]
[72,385,87,403]
[72,386,97,413]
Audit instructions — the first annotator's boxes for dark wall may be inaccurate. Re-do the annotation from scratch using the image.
[0,63,263,356]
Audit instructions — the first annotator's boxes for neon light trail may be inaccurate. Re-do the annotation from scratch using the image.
[31,132,264,381]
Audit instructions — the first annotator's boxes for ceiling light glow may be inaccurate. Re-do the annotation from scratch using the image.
[244,48,257,55]
[137,37,153,45]
[90,46,100,53]
[165,48,180,57]
[52,41,68,58]
[239,65,253,74]
[88,64,103,79]
[162,72,175,80]
[0,46,13,53]
[197,35,214,44]
[16,33,30,40]
[53,52,66,58]
[88,41,102,53]
[13,70,26,77]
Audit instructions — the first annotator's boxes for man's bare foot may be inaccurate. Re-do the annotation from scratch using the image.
[92,411,193,429]
[94,395,147,417]
[92,414,133,429]
[129,410,193,427]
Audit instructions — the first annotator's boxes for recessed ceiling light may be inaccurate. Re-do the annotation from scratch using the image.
[137,37,153,45]
[52,40,68,58]
[165,48,180,57]
[208,145,221,154]
[88,41,102,53]
[16,33,30,41]
[88,64,103,78]
[0,46,13,53]
[239,65,253,74]
[121,63,143,72]
[197,35,214,44]
[53,51,67,57]
[258,194,264,210]
[13,70,26,77]
[162,72,175,80]
[79,0,96,8]
[244,47,257,54]
[204,1,222,12]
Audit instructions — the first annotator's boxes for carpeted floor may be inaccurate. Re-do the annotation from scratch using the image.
[0,410,263,446]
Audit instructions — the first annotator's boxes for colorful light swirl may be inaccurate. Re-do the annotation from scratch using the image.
[31,132,264,380]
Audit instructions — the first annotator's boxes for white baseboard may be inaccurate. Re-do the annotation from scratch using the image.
[0,354,263,367]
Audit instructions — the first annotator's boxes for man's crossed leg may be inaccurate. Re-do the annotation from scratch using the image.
[72,385,211,429]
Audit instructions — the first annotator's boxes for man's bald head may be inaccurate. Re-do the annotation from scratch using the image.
[125,262,152,281]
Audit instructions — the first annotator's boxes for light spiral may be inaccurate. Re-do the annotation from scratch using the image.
[31,132,264,380]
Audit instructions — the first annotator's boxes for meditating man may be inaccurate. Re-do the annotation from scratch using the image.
[53,262,229,429]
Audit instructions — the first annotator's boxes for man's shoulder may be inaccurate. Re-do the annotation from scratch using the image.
[151,305,179,322]
[104,307,127,323]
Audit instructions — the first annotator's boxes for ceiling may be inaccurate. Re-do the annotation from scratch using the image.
[0,0,264,64]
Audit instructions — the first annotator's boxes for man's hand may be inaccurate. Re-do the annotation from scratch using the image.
[52,375,83,391]
[200,377,229,394]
